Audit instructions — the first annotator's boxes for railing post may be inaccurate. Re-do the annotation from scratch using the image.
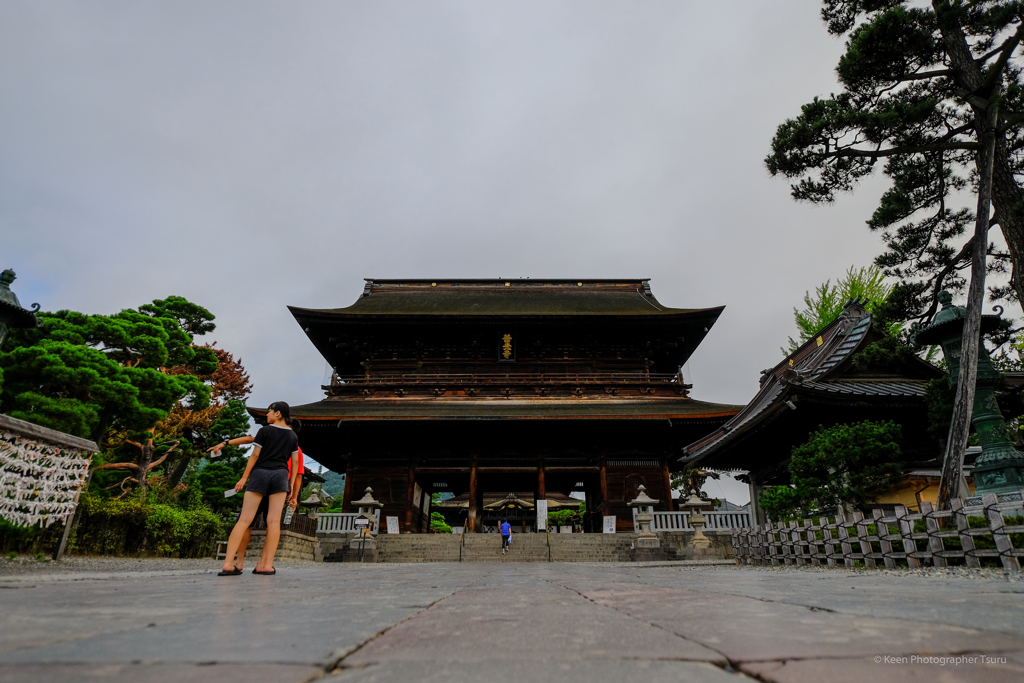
[952,497,981,568]
[895,505,919,569]
[983,492,1019,571]
[853,511,874,569]
[820,516,833,568]
[920,502,945,568]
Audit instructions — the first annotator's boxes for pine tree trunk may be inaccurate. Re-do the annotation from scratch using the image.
[990,136,1024,307]
[937,103,999,510]
[135,437,154,496]
[167,455,191,489]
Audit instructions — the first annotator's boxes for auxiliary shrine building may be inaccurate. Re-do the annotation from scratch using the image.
[250,279,741,533]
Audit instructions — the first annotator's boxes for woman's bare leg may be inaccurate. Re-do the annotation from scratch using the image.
[222,492,263,572]
[235,528,251,569]
[258,492,288,571]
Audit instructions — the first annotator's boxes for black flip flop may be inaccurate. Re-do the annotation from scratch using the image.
[253,568,277,575]
[217,568,243,576]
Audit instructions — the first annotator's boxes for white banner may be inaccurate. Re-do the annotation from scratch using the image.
[0,430,91,528]
[536,499,547,531]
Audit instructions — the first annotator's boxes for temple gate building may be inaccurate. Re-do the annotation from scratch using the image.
[249,279,741,533]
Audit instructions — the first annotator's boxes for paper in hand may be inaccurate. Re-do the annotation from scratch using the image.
[223,489,237,498]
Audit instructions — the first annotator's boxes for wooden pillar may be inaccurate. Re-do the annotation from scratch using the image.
[404,461,416,533]
[599,457,609,514]
[748,472,765,526]
[662,460,674,512]
[584,486,593,534]
[341,460,354,512]
[468,456,478,532]
[53,469,92,561]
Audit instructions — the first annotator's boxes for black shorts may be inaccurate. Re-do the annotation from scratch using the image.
[501,535,510,549]
[246,468,290,496]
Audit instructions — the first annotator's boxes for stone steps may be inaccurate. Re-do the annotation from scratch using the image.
[367,533,641,563]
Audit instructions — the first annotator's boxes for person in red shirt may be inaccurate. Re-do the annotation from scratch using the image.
[210,438,305,571]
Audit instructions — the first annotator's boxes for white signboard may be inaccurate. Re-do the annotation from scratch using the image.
[413,483,423,509]
[603,516,617,533]
[386,516,400,534]
[536,499,547,531]
[422,491,430,513]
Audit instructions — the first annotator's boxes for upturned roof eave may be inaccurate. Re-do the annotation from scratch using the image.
[287,303,727,321]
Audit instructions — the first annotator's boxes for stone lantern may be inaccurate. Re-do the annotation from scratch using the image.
[300,491,325,520]
[0,269,39,350]
[347,487,382,562]
[351,486,382,534]
[913,291,1024,498]
[681,490,712,550]
[628,485,664,561]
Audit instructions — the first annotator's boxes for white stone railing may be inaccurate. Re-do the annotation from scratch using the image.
[317,510,380,534]
[632,508,751,532]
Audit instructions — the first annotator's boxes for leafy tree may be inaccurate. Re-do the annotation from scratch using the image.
[195,460,247,514]
[786,265,896,353]
[429,511,452,533]
[758,420,905,520]
[0,297,218,495]
[766,1,1023,508]
[157,346,253,488]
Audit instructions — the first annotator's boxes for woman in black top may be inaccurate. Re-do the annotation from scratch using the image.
[219,402,300,576]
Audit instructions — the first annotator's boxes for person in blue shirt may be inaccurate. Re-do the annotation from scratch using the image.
[500,517,512,554]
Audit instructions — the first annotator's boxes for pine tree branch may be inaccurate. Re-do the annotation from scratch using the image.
[821,141,979,160]
[975,44,1006,65]
[982,21,1024,94]
[94,462,141,473]
[898,68,955,82]
[998,111,1024,133]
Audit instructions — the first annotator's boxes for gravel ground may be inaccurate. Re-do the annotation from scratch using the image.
[725,562,1024,581]
[2,555,1021,581]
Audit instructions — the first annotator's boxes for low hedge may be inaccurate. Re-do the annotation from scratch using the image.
[69,494,226,558]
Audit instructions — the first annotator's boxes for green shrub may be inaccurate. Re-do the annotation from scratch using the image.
[429,511,452,534]
[69,493,226,557]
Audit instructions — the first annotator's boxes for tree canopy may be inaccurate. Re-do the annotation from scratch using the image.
[0,300,217,442]
[759,420,905,521]
[786,265,896,353]
[767,1,1024,323]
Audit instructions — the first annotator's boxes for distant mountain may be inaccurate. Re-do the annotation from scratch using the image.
[320,470,346,498]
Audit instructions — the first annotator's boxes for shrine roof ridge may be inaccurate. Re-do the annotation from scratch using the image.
[290,277,724,318]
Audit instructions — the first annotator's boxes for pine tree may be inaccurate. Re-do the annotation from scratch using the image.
[766,1,1022,508]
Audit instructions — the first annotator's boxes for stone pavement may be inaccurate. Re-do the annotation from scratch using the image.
[0,559,1022,683]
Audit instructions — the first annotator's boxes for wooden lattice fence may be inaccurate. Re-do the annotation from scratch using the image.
[732,490,1024,570]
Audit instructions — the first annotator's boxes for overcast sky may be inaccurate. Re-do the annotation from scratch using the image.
[2,2,904,503]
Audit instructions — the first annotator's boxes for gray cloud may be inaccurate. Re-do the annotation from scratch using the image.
[2,2,897,501]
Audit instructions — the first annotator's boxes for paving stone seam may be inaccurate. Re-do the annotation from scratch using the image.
[326,571,494,673]
[673,585,1024,637]
[540,576,738,672]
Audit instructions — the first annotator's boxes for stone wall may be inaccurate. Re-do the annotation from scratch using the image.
[657,530,735,559]
[315,532,356,562]
[244,530,317,562]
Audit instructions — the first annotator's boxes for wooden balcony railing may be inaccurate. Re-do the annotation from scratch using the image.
[331,372,680,386]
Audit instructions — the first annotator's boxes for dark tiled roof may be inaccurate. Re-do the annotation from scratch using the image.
[801,380,929,397]
[251,397,743,421]
[682,301,940,464]
[290,279,723,318]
